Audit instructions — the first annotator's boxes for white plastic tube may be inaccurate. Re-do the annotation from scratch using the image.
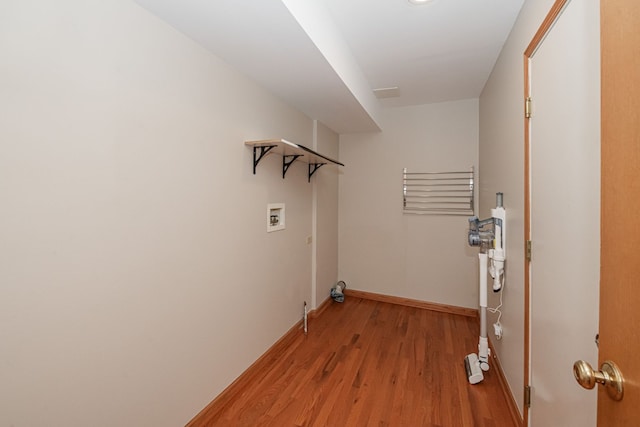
[478,253,490,371]
[479,253,488,309]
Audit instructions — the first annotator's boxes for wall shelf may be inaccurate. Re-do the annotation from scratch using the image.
[245,139,344,182]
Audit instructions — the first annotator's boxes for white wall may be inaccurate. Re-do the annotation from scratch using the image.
[312,122,340,308]
[0,1,331,425]
[338,99,479,308]
[479,0,600,416]
[479,0,553,415]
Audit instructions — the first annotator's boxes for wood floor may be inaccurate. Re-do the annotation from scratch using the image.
[189,297,517,427]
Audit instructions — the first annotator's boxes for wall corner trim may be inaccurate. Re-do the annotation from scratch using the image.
[345,289,479,318]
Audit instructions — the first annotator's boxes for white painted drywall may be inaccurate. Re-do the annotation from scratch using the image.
[312,122,340,308]
[280,0,382,132]
[479,1,556,415]
[479,0,600,418]
[0,1,321,425]
[338,99,479,307]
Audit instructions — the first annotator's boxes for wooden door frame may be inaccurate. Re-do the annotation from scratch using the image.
[522,1,570,425]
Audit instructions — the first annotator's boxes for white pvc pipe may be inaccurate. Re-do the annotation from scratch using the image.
[478,253,490,370]
[479,253,488,308]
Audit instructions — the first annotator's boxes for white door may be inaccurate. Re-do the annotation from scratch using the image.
[528,0,600,425]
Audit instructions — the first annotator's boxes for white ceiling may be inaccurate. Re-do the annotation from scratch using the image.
[134,0,524,134]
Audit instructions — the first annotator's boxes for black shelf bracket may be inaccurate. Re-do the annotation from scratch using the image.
[246,139,343,181]
[308,163,326,182]
[252,145,276,174]
[283,154,303,178]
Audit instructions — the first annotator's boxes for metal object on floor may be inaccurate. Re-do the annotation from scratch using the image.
[331,281,346,303]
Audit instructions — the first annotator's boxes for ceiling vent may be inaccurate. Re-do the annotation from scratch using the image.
[373,87,400,99]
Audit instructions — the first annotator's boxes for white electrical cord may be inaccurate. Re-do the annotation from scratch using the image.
[488,272,504,339]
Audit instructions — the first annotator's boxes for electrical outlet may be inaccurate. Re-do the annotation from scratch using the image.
[493,323,503,340]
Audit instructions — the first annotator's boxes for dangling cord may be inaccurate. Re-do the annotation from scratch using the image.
[488,272,504,339]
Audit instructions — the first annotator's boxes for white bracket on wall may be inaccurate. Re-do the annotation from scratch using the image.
[245,139,344,182]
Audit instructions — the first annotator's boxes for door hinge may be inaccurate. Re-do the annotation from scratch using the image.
[525,97,533,118]
[526,240,532,261]
[524,385,532,408]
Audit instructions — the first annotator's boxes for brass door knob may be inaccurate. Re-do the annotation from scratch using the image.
[573,360,624,401]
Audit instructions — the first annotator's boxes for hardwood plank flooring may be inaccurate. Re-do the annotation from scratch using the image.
[190,297,517,426]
